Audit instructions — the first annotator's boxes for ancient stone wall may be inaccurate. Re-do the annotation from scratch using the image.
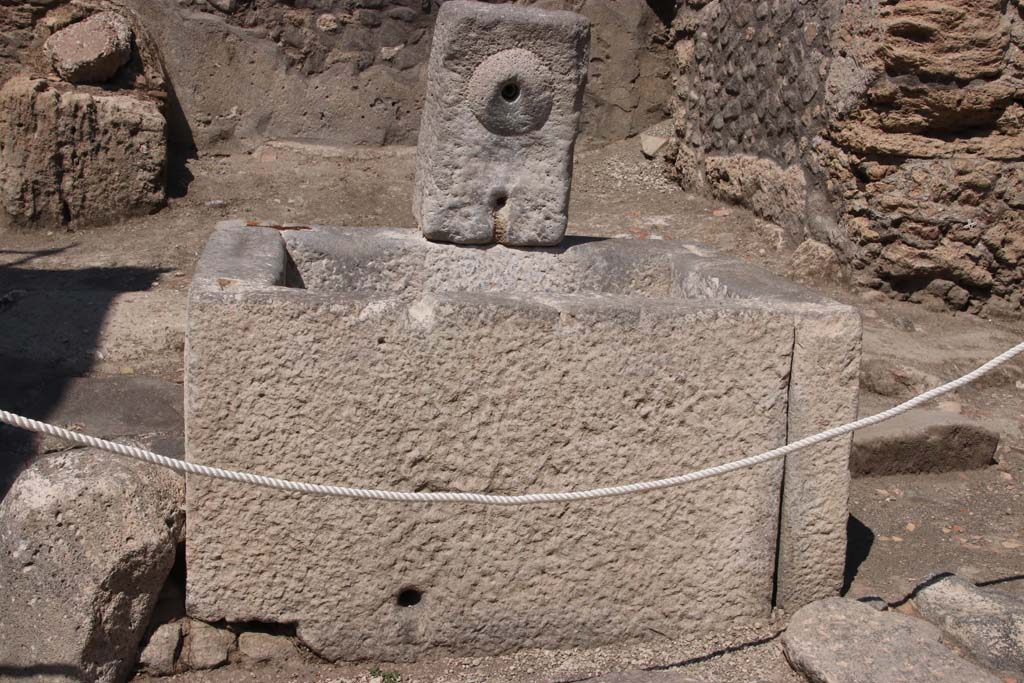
[2,0,675,150]
[670,0,1024,315]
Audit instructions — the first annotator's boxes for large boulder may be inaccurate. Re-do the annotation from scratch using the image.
[783,598,1001,683]
[914,574,1024,676]
[0,449,184,683]
[44,12,134,84]
[0,76,166,231]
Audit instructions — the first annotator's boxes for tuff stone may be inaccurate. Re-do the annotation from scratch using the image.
[184,620,234,671]
[44,11,133,84]
[412,1,590,246]
[237,632,297,662]
[0,77,166,231]
[138,621,183,677]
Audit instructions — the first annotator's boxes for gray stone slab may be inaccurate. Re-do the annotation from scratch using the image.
[185,223,861,661]
[914,574,1024,676]
[783,598,1001,683]
[413,1,590,246]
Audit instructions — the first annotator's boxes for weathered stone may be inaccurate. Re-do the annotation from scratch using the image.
[640,134,670,159]
[0,450,184,683]
[138,621,182,677]
[783,598,1002,683]
[914,574,1024,676]
[704,155,807,234]
[787,239,842,283]
[184,620,234,671]
[185,221,859,661]
[44,12,133,84]
[851,409,999,477]
[413,1,590,246]
[237,632,297,662]
[0,77,166,231]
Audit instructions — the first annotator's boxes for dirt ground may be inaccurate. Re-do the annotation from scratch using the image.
[1,136,1022,682]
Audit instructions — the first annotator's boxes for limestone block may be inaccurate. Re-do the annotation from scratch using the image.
[0,77,166,231]
[44,12,133,84]
[412,1,590,246]
[185,222,860,661]
[0,450,184,683]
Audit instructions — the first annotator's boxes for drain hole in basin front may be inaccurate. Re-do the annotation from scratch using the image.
[396,587,423,607]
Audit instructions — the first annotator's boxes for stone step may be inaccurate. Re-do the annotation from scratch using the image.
[851,409,999,477]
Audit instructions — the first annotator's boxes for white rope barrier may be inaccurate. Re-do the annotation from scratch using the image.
[2,340,1022,505]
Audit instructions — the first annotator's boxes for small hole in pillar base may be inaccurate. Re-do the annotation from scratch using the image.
[493,194,508,210]
[500,81,520,102]
[397,588,423,607]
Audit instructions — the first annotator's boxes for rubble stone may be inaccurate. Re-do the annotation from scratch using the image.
[0,76,166,231]
[914,574,1024,676]
[44,11,133,84]
[184,620,235,671]
[783,598,1002,683]
[237,632,297,662]
[0,449,184,683]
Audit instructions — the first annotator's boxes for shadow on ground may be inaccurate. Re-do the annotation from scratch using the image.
[842,514,876,595]
[0,250,168,498]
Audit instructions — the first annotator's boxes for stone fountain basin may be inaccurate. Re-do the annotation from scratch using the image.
[185,221,860,661]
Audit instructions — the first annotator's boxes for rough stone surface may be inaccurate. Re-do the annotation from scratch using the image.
[0,76,166,231]
[0,449,184,683]
[914,574,1024,676]
[580,672,699,683]
[413,1,590,246]
[668,0,1024,314]
[237,632,297,663]
[184,620,234,671]
[44,11,133,84]
[783,598,1002,683]
[185,222,860,661]
[138,621,182,677]
[640,134,669,159]
[851,410,1000,477]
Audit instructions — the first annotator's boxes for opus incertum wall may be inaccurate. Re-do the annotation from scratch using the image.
[184,221,861,662]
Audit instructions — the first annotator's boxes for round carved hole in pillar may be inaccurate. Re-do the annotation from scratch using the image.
[397,587,423,607]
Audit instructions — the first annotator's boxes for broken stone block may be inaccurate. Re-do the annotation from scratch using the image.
[850,409,999,477]
[914,574,1024,676]
[0,449,184,683]
[783,598,1002,683]
[44,11,134,84]
[185,221,860,661]
[0,77,166,230]
[413,1,590,246]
